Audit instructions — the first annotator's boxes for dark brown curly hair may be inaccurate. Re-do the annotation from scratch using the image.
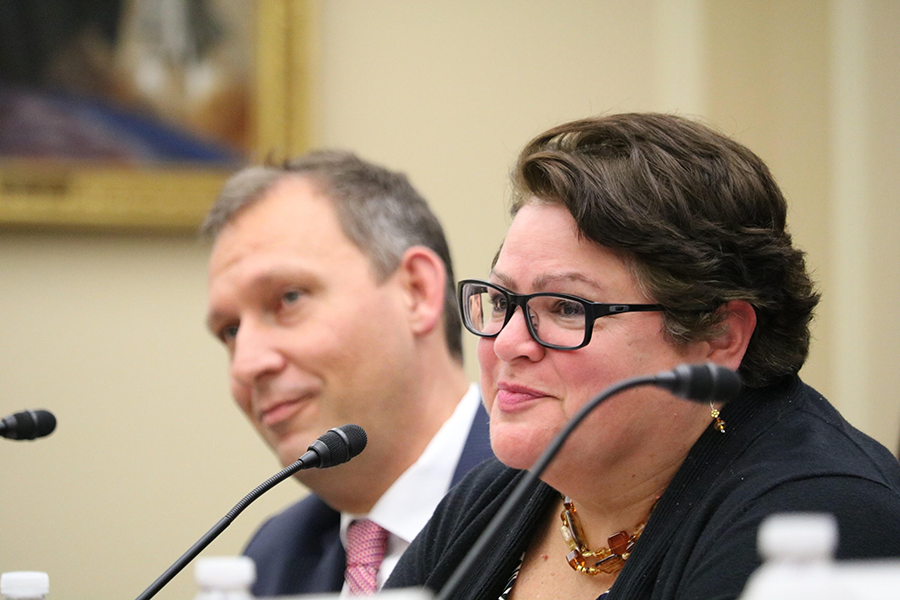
[511,113,819,388]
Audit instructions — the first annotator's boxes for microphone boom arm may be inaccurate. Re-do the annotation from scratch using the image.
[135,423,366,600]
[435,363,740,600]
[135,455,313,600]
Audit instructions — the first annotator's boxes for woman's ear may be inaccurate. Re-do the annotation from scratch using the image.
[706,300,757,370]
[396,246,447,337]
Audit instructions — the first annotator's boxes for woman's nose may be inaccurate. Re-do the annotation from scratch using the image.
[491,305,545,362]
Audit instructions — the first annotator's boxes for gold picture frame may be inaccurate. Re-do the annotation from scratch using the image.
[0,0,314,232]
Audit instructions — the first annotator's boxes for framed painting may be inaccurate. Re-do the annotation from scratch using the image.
[0,0,314,231]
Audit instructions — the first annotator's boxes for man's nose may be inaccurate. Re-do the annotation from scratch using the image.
[230,321,286,386]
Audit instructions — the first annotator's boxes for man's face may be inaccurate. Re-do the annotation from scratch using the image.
[206,176,418,470]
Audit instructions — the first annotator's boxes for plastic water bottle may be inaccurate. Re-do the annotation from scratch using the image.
[0,572,49,600]
[740,513,845,599]
[194,556,255,600]
[740,513,900,600]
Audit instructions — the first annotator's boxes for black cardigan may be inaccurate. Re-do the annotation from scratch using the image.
[386,376,900,600]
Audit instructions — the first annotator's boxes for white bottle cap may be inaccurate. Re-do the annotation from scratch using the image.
[1,572,49,598]
[195,556,256,590]
[758,513,838,562]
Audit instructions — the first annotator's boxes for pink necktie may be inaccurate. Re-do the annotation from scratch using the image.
[345,519,389,595]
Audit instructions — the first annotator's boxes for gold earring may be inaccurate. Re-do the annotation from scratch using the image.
[710,404,726,434]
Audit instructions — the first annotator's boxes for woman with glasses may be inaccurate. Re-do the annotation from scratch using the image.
[386,113,900,600]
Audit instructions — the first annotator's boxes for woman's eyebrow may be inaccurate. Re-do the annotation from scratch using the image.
[532,272,606,293]
[489,271,606,294]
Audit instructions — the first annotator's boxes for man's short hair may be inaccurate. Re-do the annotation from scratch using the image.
[202,150,463,362]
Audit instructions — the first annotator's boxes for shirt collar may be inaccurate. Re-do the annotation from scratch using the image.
[339,384,482,588]
[341,383,481,540]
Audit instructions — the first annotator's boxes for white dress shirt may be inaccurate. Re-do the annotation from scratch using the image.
[338,383,483,596]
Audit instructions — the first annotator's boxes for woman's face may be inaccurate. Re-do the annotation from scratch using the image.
[478,202,712,483]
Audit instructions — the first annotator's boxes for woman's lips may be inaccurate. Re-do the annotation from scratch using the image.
[495,383,548,411]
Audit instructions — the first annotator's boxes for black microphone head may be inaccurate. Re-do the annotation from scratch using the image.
[33,410,57,438]
[0,409,56,440]
[332,423,368,459]
[664,363,742,403]
[306,424,367,468]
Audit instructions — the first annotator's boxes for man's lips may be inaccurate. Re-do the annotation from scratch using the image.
[495,383,549,411]
[257,397,310,428]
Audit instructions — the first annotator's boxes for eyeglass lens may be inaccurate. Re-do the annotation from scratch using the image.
[462,282,587,348]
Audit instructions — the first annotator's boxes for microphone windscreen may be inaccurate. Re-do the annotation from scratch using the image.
[712,366,743,402]
[335,423,368,459]
[312,424,368,468]
[668,363,742,403]
[32,410,57,438]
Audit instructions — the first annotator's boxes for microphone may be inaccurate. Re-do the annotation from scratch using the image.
[434,363,741,600]
[653,363,743,403]
[0,410,56,440]
[135,424,367,600]
[302,422,367,468]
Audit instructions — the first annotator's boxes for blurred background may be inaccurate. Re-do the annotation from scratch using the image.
[1,1,898,599]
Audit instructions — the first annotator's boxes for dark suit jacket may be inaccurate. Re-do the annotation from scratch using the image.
[244,402,493,597]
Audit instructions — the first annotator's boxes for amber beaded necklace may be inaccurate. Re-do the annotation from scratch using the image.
[559,497,651,576]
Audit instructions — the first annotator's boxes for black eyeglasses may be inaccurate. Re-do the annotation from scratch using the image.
[458,279,666,351]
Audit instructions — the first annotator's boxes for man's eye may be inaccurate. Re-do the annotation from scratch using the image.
[219,324,239,342]
[282,290,302,304]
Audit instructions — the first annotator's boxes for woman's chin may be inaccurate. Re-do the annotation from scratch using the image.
[490,426,546,471]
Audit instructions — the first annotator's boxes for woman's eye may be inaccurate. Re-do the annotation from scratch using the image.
[553,299,585,318]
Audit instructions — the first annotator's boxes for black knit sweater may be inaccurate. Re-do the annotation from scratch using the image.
[386,376,900,600]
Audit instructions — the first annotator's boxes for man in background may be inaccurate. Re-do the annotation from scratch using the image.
[202,150,492,596]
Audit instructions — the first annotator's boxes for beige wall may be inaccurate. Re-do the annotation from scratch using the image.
[1,2,897,599]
